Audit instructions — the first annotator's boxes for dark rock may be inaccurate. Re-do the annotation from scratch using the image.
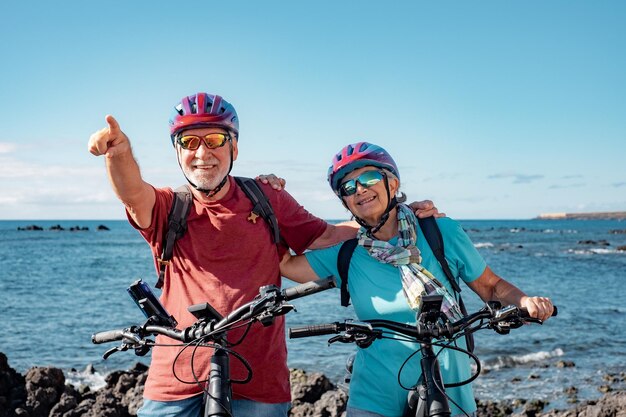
[2,353,626,417]
[49,225,65,231]
[97,225,110,231]
[522,399,549,416]
[537,391,626,416]
[609,229,626,234]
[602,372,625,384]
[290,402,317,417]
[476,398,514,416]
[84,364,96,375]
[577,239,610,246]
[555,360,576,368]
[49,385,80,417]
[0,352,27,417]
[617,245,626,252]
[17,225,43,231]
[313,390,347,417]
[24,367,65,417]
[290,369,334,405]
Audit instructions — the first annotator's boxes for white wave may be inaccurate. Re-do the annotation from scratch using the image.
[589,248,624,255]
[568,248,626,255]
[65,368,107,390]
[544,229,578,234]
[474,242,494,248]
[483,348,564,370]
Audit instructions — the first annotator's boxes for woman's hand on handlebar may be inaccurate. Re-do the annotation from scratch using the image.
[520,296,554,322]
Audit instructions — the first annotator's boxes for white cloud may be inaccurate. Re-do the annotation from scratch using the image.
[0,142,17,154]
[487,173,544,184]
[0,157,103,179]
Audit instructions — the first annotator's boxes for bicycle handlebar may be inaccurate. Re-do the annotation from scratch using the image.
[289,302,557,341]
[92,277,336,350]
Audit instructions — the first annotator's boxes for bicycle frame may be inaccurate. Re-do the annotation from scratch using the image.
[205,337,232,417]
[406,341,451,417]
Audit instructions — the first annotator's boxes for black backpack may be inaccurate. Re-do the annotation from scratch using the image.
[336,216,474,352]
[154,177,280,289]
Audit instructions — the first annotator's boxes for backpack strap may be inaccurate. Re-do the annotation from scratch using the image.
[418,216,474,352]
[156,185,193,289]
[337,238,358,307]
[234,176,281,244]
[417,216,462,293]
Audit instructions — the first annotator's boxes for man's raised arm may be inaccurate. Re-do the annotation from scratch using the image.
[88,115,155,228]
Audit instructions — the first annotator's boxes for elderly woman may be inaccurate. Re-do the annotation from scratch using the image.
[280,142,554,417]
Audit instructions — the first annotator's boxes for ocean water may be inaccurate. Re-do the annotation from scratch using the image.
[1,219,625,410]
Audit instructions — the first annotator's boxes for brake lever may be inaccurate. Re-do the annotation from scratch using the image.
[257,304,296,327]
[103,344,129,360]
[328,334,354,345]
[354,333,378,348]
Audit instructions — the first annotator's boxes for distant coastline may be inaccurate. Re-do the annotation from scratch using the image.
[536,211,626,220]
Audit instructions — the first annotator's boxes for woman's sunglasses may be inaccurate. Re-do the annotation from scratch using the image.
[177,133,230,150]
[339,170,385,197]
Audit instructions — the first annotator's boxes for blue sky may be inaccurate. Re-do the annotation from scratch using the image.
[1,1,624,220]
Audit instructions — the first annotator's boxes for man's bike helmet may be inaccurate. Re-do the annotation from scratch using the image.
[169,92,239,197]
[169,93,239,145]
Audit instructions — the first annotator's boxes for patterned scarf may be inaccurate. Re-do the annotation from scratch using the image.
[357,204,464,321]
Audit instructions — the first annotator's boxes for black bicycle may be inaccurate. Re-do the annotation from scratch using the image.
[93,276,336,417]
[289,295,558,417]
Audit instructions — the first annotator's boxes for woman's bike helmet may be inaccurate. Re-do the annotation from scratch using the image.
[169,92,239,197]
[327,142,401,234]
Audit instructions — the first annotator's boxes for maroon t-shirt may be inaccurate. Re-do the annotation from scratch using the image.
[129,177,327,402]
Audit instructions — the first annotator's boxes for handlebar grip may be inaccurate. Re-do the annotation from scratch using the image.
[92,329,126,344]
[289,323,341,339]
[282,276,337,301]
[519,305,558,318]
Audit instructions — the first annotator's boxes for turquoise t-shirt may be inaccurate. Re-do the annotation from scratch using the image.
[305,217,487,417]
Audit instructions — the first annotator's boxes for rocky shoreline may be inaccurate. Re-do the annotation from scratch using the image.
[1,352,624,417]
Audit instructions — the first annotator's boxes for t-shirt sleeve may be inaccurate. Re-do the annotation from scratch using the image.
[125,186,173,253]
[262,182,328,254]
[304,244,343,286]
[436,217,487,284]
